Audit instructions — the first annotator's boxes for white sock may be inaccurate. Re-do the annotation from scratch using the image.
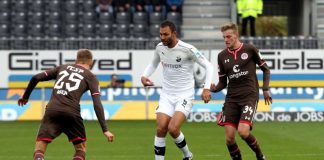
[154,136,166,160]
[174,132,191,158]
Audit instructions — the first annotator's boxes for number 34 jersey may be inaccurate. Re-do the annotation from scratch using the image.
[218,43,267,102]
[44,64,100,115]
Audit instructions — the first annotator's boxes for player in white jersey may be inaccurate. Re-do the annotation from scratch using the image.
[141,20,214,160]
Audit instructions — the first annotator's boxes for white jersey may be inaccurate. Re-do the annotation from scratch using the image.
[142,40,214,98]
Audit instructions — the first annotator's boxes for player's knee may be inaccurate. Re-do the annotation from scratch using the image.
[167,125,179,135]
[225,135,236,144]
[156,126,168,135]
[237,128,250,139]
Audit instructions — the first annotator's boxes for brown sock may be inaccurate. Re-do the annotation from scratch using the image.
[227,143,242,160]
[243,134,264,157]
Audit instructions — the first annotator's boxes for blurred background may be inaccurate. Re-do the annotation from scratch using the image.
[0,0,323,121]
[0,0,324,159]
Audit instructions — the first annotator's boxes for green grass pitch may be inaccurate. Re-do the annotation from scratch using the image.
[0,121,323,160]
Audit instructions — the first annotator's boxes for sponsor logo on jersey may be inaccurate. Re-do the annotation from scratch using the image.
[229,65,249,79]
[161,61,182,68]
[233,65,240,73]
[241,53,248,60]
[230,65,249,79]
[176,56,181,62]
[229,71,249,79]
[225,59,230,63]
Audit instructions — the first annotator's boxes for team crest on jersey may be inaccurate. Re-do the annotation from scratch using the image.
[176,56,181,62]
[241,53,248,60]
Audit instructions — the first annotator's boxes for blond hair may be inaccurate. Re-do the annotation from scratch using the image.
[76,49,93,64]
[221,22,239,33]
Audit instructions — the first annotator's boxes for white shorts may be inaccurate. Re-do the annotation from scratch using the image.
[156,93,193,118]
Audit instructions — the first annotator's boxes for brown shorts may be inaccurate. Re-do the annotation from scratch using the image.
[37,110,86,145]
[217,100,258,128]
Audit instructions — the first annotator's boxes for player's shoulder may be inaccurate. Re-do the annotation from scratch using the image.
[155,42,164,49]
[177,40,200,54]
[218,48,228,56]
[177,40,196,50]
[83,68,96,79]
[243,43,258,52]
[56,64,69,71]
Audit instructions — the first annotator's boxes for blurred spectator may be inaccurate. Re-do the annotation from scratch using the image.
[112,0,133,13]
[109,74,125,88]
[166,0,183,13]
[237,0,263,36]
[152,0,166,13]
[96,0,114,14]
[134,0,149,12]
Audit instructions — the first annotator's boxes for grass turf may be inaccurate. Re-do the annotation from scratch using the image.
[0,121,323,160]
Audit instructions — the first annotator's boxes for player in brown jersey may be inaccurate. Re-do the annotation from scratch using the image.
[210,23,272,160]
[18,49,114,160]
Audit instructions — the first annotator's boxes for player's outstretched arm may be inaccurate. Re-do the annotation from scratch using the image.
[18,71,54,107]
[259,59,272,105]
[103,131,114,142]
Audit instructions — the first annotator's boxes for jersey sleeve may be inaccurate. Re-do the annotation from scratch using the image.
[212,53,228,92]
[251,45,264,66]
[251,45,271,91]
[142,49,160,77]
[22,66,60,99]
[87,74,108,132]
[189,47,214,89]
[217,53,226,78]
[87,74,101,96]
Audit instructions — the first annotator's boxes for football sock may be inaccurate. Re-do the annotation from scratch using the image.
[72,150,85,160]
[174,132,191,158]
[243,134,263,157]
[154,136,166,160]
[34,150,44,160]
[227,142,242,160]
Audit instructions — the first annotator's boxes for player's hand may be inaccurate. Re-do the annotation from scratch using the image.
[210,83,217,92]
[18,98,28,106]
[103,131,114,142]
[141,76,154,86]
[201,89,211,103]
[263,90,272,105]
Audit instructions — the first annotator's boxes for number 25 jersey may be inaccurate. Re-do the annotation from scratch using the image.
[44,64,100,115]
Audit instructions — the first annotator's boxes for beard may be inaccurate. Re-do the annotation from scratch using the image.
[161,37,172,46]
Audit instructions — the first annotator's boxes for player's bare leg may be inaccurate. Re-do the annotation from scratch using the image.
[238,123,265,160]
[34,140,48,160]
[224,125,242,160]
[155,113,171,160]
[168,111,193,160]
[73,142,86,160]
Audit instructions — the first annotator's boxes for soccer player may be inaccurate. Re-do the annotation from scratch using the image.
[17,49,114,160]
[141,20,214,160]
[210,22,272,160]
